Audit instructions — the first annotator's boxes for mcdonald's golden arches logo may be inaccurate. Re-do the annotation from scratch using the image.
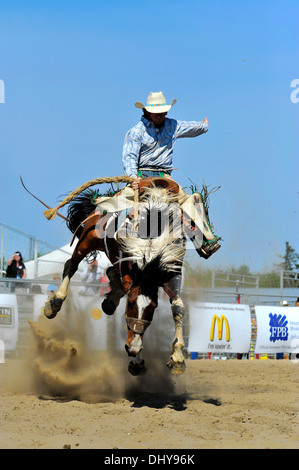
[210,315,230,341]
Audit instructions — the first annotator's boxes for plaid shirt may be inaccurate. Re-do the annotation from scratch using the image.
[122,116,208,177]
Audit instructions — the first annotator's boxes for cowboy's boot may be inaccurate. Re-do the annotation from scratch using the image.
[181,193,221,259]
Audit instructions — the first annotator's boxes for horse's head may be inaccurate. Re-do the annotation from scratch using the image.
[124,277,158,356]
[116,184,186,357]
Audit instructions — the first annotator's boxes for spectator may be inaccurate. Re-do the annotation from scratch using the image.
[6,251,27,291]
[99,270,110,296]
[79,259,103,295]
[47,274,61,294]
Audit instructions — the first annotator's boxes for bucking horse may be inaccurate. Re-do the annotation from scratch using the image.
[38,176,187,376]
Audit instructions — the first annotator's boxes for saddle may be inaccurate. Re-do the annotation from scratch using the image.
[138,177,180,196]
[70,177,180,246]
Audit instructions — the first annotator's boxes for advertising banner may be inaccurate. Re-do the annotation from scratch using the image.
[188,302,251,353]
[255,306,299,354]
[0,294,18,352]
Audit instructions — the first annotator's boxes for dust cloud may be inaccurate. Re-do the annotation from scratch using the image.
[2,295,183,405]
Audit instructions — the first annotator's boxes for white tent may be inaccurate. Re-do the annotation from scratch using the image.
[25,244,111,280]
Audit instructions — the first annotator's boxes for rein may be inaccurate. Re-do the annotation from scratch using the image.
[20,175,137,222]
[42,175,135,220]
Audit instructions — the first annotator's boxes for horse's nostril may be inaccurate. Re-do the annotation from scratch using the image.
[125,344,136,357]
[125,343,143,357]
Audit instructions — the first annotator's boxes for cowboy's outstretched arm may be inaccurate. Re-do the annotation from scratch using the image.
[175,117,209,138]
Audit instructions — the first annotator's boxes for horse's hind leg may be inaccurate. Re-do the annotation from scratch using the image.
[166,275,186,375]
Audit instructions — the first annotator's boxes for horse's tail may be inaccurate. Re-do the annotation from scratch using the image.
[66,189,97,237]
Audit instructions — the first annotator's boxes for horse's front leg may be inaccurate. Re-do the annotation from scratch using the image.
[43,257,79,319]
[44,215,104,319]
[101,267,126,316]
[166,297,186,374]
[166,275,186,375]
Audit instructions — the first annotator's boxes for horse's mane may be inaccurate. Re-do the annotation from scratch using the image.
[116,187,186,278]
[66,189,97,237]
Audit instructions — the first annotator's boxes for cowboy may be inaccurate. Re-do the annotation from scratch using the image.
[96,91,221,259]
[123,91,221,259]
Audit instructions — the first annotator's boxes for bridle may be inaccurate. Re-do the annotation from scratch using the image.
[126,317,151,334]
[125,281,178,334]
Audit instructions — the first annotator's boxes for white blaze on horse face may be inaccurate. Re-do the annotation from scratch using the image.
[136,295,151,319]
[129,334,143,355]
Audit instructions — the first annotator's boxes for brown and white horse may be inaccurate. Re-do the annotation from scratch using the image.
[43,178,187,375]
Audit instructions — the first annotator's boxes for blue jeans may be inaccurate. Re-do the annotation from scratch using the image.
[138,169,172,178]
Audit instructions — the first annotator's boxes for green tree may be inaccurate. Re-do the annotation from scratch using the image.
[275,241,299,287]
[259,272,280,288]
[276,241,299,272]
[232,264,251,276]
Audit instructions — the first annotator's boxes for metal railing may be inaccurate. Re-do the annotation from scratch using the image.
[1,275,298,360]
[0,222,65,279]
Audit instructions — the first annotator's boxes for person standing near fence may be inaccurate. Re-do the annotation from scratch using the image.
[6,251,27,292]
[6,252,27,280]
[79,259,103,295]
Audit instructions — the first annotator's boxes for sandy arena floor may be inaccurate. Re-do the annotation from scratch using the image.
[0,313,298,449]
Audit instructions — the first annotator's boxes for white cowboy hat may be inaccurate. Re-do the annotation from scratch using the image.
[282,300,290,306]
[135,91,177,114]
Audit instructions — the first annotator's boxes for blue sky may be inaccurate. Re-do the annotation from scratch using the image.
[0,0,298,272]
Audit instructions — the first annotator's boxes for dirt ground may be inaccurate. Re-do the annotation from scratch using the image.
[0,313,298,450]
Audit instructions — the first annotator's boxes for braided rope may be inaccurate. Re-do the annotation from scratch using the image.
[44,175,135,220]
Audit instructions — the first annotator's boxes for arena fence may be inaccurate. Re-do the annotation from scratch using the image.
[0,222,66,278]
[0,222,298,361]
[0,278,298,362]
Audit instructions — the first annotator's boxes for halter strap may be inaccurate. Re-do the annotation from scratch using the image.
[126,317,151,334]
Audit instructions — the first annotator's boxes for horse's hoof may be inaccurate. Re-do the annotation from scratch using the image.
[101,297,116,316]
[128,359,147,376]
[43,302,57,319]
[43,298,63,319]
[166,357,186,375]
